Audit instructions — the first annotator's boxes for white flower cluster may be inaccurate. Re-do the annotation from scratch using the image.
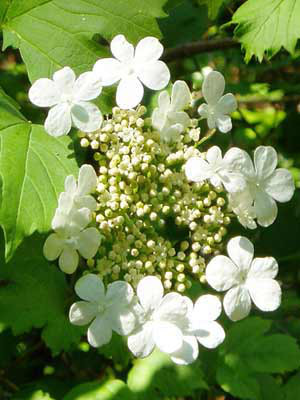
[43,165,101,273]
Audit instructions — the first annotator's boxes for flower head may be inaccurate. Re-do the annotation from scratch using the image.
[152,80,191,143]
[69,274,136,347]
[93,35,170,109]
[185,146,245,193]
[206,236,282,321]
[198,71,237,133]
[225,146,295,227]
[29,67,103,136]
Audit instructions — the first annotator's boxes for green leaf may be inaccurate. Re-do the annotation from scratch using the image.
[0,90,78,259]
[12,390,55,400]
[127,349,208,398]
[0,234,83,353]
[232,0,300,62]
[284,372,300,400]
[99,333,130,368]
[257,375,284,400]
[2,0,168,83]
[197,0,229,20]
[63,380,133,400]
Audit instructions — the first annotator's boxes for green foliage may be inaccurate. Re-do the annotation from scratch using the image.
[232,0,300,62]
[63,380,133,400]
[0,89,78,259]
[197,0,229,20]
[284,372,300,400]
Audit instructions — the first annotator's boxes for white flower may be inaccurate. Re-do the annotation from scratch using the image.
[228,190,257,230]
[198,71,237,133]
[43,219,101,274]
[185,146,245,193]
[206,236,282,321]
[69,274,136,347]
[127,276,190,359]
[225,146,295,227]
[29,67,103,136]
[152,80,191,142]
[170,295,225,365]
[93,35,170,109]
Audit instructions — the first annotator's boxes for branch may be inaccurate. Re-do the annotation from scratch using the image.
[163,38,239,62]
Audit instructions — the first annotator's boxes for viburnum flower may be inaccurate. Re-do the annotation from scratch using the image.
[57,164,98,215]
[170,295,225,365]
[206,236,282,321]
[29,67,103,136]
[198,71,237,133]
[185,146,245,193]
[69,274,136,347]
[93,35,170,109]
[43,217,101,274]
[225,146,295,227]
[127,276,190,359]
[228,190,257,230]
[152,80,191,142]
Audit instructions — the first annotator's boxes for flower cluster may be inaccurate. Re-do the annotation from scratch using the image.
[32,34,295,365]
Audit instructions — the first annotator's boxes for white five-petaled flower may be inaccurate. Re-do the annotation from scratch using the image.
[69,274,136,347]
[29,67,103,136]
[198,71,237,133]
[93,35,170,109]
[225,146,295,227]
[228,190,257,230]
[185,146,245,193]
[206,236,282,321]
[152,80,191,143]
[170,294,225,365]
[127,276,191,359]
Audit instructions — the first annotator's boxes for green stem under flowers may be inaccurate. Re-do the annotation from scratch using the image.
[195,128,216,148]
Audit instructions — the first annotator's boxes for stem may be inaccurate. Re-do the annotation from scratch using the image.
[196,129,216,147]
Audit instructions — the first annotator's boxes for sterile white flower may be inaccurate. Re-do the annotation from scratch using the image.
[152,80,191,142]
[228,190,257,230]
[69,274,136,347]
[198,71,237,133]
[127,276,190,359]
[225,146,295,227]
[206,236,282,321]
[93,35,170,109]
[185,146,245,193]
[29,66,103,136]
[43,222,101,274]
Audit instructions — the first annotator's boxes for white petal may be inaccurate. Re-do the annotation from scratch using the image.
[45,103,72,137]
[58,247,79,274]
[206,146,222,164]
[160,124,182,143]
[254,190,278,227]
[195,321,225,349]
[185,156,211,182]
[248,257,278,279]
[137,276,163,313]
[71,101,102,132]
[264,168,295,202]
[223,285,251,321]
[223,147,255,179]
[137,61,170,90]
[152,107,167,132]
[111,34,134,62]
[29,78,60,107]
[202,71,225,105]
[93,58,122,86]
[247,278,281,312]
[64,174,77,193]
[207,114,217,129]
[69,301,97,326]
[254,146,277,180]
[106,280,134,305]
[155,292,188,323]
[216,115,232,133]
[198,103,209,118]
[43,233,64,261]
[219,171,246,193]
[109,307,136,336]
[77,227,101,259]
[116,76,144,109]
[77,164,98,196]
[87,315,112,348]
[75,273,105,302]
[193,294,222,322]
[227,236,254,272]
[135,36,163,63]
[73,71,102,101]
[75,195,97,212]
[153,321,183,354]
[216,93,237,114]
[167,111,190,131]
[157,90,171,112]
[170,80,191,111]
[53,66,76,96]
[127,322,155,358]
[206,255,240,292]
[170,336,199,365]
